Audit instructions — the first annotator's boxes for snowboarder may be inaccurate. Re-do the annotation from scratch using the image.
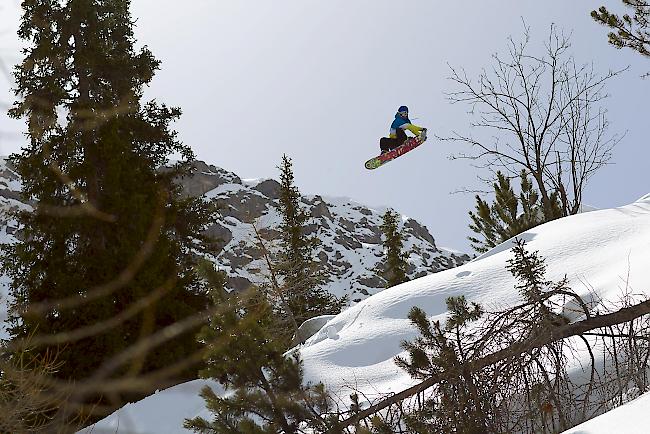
[379,106,426,154]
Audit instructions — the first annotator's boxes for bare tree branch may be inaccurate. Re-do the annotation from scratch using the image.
[445,24,623,218]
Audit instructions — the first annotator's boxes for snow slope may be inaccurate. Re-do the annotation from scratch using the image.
[78,380,223,434]
[84,194,650,432]
[563,389,650,433]
[299,193,650,401]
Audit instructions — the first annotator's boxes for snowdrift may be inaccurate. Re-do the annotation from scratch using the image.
[84,194,650,433]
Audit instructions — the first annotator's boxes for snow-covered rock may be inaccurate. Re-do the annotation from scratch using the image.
[187,161,469,302]
[290,314,337,347]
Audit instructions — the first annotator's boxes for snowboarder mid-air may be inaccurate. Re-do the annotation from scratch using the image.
[364,105,428,170]
[379,106,426,154]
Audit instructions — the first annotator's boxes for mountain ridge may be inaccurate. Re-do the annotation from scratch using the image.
[0,158,470,305]
[177,160,470,303]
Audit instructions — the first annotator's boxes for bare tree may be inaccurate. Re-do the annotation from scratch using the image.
[446,24,623,218]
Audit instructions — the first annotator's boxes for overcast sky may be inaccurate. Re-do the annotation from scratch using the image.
[0,0,648,252]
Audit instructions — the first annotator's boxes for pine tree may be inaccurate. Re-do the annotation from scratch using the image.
[183,262,333,434]
[275,154,344,327]
[395,301,490,434]
[3,0,214,419]
[390,242,578,433]
[380,208,410,288]
[468,170,561,253]
[506,238,569,326]
[592,2,649,63]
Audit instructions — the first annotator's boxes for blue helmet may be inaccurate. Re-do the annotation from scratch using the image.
[398,105,409,114]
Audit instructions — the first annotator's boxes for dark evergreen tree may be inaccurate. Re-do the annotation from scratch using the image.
[3,0,214,419]
[506,238,569,326]
[592,1,649,64]
[183,262,334,434]
[395,244,570,433]
[395,300,490,434]
[380,208,410,288]
[468,170,561,253]
[275,154,344,327]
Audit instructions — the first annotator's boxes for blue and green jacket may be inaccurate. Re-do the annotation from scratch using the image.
[390,113,424,138]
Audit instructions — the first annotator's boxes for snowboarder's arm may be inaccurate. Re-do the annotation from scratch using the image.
[402,123,424,135]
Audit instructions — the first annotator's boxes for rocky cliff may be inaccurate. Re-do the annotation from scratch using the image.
[178,161,470,303]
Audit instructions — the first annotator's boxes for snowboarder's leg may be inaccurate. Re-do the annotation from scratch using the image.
[380,129,409,154]
[380,137,395,153]
[395,128,407,148]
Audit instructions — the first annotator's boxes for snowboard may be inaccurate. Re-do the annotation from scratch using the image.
[364,129,427,170]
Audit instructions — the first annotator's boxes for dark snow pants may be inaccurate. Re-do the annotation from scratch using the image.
[379,128,407,153]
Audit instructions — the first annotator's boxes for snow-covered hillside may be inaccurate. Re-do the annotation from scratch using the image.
[83,194,650,433]
[298,193,650,404]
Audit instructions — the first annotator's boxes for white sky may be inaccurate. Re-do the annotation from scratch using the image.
[1,0,648,252]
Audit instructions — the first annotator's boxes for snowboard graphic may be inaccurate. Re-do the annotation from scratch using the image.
[365,130,427,170]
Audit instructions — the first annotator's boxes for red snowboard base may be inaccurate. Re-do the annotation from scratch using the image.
[365,131,427,170]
